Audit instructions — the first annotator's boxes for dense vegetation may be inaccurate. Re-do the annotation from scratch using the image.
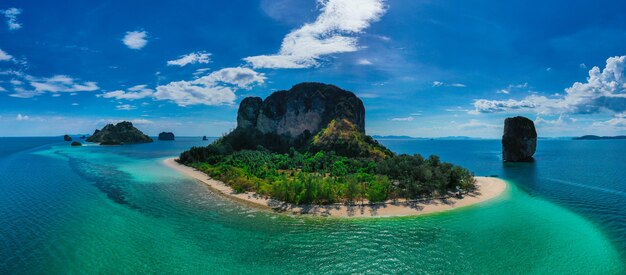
[179,143,476,205]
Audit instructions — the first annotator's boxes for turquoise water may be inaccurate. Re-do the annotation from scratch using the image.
[0,137,624,273]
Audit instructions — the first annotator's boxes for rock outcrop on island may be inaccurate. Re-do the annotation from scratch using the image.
[209,82,391,159]
[502,116,537,162]
[64,135,72,141]
[86,121,153,145]
[158,132,175,140]
[71,141,82,146]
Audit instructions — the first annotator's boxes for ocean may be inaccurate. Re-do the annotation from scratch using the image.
[0,137,624,273]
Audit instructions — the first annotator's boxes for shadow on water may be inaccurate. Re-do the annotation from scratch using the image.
[501,160,539,196]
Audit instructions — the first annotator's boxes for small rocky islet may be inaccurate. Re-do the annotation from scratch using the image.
[158,132,175,141]
[86,121,153,145]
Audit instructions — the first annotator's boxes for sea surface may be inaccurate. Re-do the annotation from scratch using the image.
[0,137,624,274]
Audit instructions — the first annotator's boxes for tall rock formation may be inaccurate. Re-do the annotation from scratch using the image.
[236,82,365,137]
[216,82,391,158]
[502,116,537,162]
[86,121,153,145]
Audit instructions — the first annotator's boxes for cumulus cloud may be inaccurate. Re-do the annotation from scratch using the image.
[472,56,626,115]
[4,74,99,98]
[196,67,266,89]
[2,8,21,30]
[16,114,29,121]
[153,82,237,107]
[167,52,211,67]
[98,85,154,100]
[99,67,265,107]
[592,113,626,128]
[27,75,98,96]
[123,31,148,50]
[0,49,12,61]
[244,0,386,69]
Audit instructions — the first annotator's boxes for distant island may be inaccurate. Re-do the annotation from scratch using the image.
[158,132,175,141]
[170,83,506,216]
[573,135,626,140]
[86,121,153,145]
[371,135,479,140]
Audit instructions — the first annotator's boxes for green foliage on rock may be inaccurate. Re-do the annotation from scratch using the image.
[180,146,475,205]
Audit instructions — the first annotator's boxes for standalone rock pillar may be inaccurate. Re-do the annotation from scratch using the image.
[502,116,537,162]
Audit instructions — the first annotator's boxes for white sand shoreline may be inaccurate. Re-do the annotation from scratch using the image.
[162,157,507,218]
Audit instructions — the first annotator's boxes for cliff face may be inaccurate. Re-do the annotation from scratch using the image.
[502,116,537,162]
[237,82,365,137]
[218,82,390,158]
[86,121,153,145]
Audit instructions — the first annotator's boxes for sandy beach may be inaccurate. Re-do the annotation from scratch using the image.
[163,157,507,218]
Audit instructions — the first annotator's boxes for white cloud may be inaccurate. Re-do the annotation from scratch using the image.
[592,113,626,128]
[94,66,265,107]
[72,103,79,106]
[193,68,211,76]
[153,81,237,107]
[458,119,499,129]
[357,58,373,65]
[167,52,211,67]
[391,116,415,121]
[535,115,575,126]
[579,63,587,69]
[497,89,510,94]
[27,75,98,95]
[496,83,528,94]
[123,31,148,50]
[0,49,12,61]
[16,114,29,121]
[244,0,386,69]
[2,8,22,30]
[115,104,137,111]
[433,81,466,88]
[101,67,266,107]
[472,56,626,115]
[98,85,154,100]
[196,67,266,89]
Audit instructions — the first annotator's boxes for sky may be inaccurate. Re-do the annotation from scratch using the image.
[2,0,626,138]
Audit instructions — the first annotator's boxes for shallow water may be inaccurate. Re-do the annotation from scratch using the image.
[0,137,624,273]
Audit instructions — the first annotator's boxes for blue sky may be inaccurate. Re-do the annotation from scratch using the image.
[2,0,626,137]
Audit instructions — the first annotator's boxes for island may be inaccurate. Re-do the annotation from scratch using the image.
[158,132,175,141]
[86,121,153,145]
[202,136,208,141]
[63,135,72,141]
[573,135,626,140]
[169,82,506,217]
[70,141,82,146]
[502,116,537,162]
